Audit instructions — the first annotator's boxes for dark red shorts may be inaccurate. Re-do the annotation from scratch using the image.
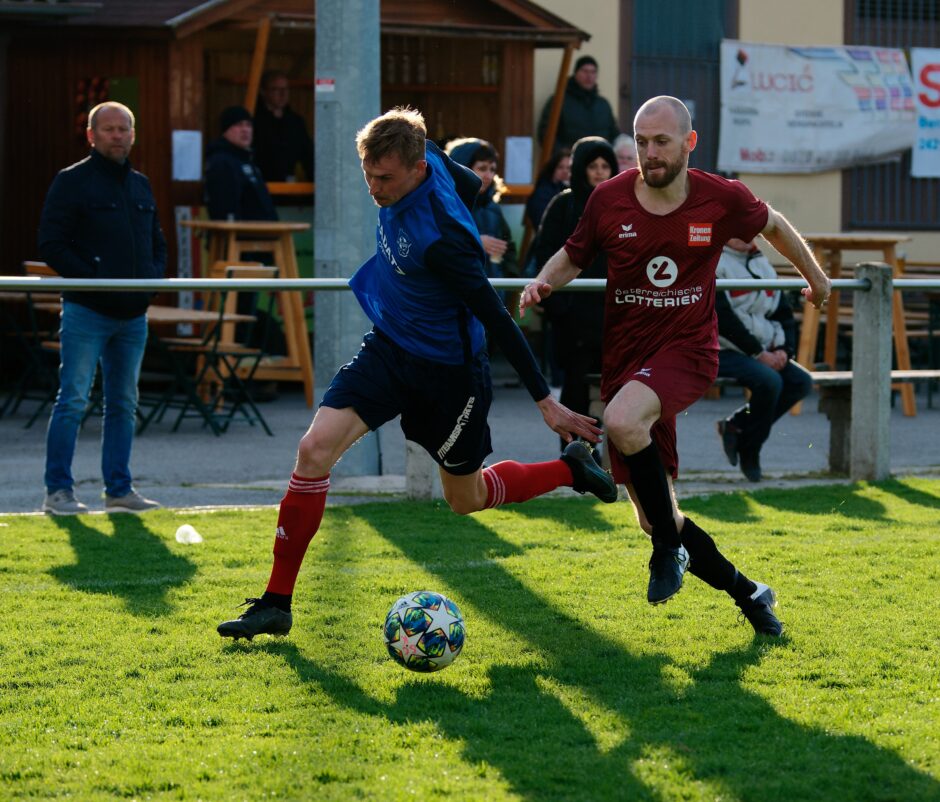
[606,348,717,484]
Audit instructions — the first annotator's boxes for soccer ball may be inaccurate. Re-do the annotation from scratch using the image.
[383,591,465,672]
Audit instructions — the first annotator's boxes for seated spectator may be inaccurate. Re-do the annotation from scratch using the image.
[252,69,314,182]
[205,105,277,221]
[445,137,519,282]
[525,148,571,232]
[715,238,813,482]
[612,133,637,171]
[533,136,618,448]
[537,55,620,151]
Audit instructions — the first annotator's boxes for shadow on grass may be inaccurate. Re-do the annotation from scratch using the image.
[48,514,196,616]
[252,505,939,802]
[716,482,891,522]
[876,477,940,511]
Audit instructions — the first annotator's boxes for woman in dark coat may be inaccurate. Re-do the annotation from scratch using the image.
[534,136,618,444]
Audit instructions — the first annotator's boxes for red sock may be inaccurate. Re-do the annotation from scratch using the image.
[482,459,573,508]
[265,473,330,595]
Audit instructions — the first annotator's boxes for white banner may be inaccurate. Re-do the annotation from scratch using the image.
[718,41,915,174]
[911,48,940,178]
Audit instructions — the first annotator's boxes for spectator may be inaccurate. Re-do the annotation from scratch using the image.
[204,105,277,221]
[525,148,571,232]
[252,69,314,183]
[534,136,618,448]
[715,238,812,482]
[613,133,638,172]
[445,137,519,282]
[537,55,620,151]
[38,101,165,515]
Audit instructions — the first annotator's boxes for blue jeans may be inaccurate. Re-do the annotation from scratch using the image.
[717,351,813,455]
[45,302,148,497]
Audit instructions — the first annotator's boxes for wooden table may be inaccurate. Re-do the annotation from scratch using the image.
[180,219,314,406]
[797,233,915,416]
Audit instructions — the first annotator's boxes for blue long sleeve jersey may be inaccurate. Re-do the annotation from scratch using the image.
[350,141,549,402]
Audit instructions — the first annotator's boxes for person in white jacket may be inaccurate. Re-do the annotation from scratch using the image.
[715,238,813,481]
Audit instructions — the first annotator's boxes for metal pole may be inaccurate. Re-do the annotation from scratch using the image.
[314,0,381,476]
[850,263,893,481]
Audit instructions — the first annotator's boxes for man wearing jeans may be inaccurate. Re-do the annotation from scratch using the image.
[714,238,812,482]
[38,101,166,515]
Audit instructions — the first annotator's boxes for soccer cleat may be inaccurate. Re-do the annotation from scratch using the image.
[561,441,618,503]
[647,545,690,605]
[736,582,783,636]
[716,419,740,467]
[43,489,89,516]
[217,598,293,641]
[105,490,161,513]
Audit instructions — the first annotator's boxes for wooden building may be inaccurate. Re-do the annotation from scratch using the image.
[0,0,587,275]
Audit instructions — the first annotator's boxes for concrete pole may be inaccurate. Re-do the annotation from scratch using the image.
[850,263,893,481]
[314,0,381,476]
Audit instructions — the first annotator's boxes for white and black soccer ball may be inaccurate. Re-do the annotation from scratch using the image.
[383,590,465,672]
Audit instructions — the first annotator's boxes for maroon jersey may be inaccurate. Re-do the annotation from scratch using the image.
[565,168,768,401]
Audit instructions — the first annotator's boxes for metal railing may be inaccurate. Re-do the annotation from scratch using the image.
[2,264,934,482]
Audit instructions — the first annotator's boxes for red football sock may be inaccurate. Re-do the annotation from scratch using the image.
[265,472,330,595]
[482,459,573,508]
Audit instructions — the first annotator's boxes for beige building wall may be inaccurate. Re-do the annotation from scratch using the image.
[532,1,621,149]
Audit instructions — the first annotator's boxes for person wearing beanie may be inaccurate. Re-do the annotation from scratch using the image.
[204,105,276,221]
[444,137,519,282]
[533,136,618,445]
[537,54,620,151]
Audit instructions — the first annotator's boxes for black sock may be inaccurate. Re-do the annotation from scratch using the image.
[679,517,756,598]
[261,590,292,613]
[622,442,680,548]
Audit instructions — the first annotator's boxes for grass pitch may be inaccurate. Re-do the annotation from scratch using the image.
[1,478,939,801]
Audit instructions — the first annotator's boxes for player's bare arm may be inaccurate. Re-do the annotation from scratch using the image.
[760,206,831,310]
[519,246,583,316]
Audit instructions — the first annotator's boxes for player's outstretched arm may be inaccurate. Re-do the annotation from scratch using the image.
[760,205,831,310]
[536,395,603,444]
[519,246,583,317]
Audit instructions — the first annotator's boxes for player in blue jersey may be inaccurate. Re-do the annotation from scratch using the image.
[218,107,617,640]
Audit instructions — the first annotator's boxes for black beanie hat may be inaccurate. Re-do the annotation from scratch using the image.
[219,105,252,134]
[574,55,598,73]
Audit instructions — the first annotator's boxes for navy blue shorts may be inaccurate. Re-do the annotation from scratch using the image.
[321,329,493,475]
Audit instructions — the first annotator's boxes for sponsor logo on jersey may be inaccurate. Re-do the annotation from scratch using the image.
[618,222,638,239]
[646,256,679,287]
[379,224,406,275]
[275,526,288,540]
[614,285,704,308]
[688,223,712,246]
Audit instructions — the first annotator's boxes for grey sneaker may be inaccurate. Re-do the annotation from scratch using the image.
[43,489,89,516]
[105,490,160,513]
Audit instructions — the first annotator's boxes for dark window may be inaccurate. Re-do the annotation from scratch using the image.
[844,0,940,229]
[620,0,738,172]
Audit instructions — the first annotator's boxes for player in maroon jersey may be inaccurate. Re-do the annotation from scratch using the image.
[520,96,830,635]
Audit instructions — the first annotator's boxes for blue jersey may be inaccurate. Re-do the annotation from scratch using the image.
[350,141,550,401]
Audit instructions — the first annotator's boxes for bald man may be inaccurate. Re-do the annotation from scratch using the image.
[521,96,830,636]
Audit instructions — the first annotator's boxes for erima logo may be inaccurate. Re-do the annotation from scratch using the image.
[618,223,638,239]
[635,367,652,378]
[275,526,288,540]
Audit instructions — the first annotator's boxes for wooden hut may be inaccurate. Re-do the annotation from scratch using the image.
[0,0,587,275]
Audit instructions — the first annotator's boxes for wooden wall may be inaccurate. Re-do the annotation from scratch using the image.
[2,33,174,275]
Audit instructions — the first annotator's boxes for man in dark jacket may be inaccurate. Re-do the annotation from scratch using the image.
[252,70,314,182]
[537,55,620,151]
[38,101,166,515]
[204,105,277,221]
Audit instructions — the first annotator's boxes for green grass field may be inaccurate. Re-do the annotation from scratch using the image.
[1,478,939,801]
